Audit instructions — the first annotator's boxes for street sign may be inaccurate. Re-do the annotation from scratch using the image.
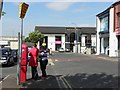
[0,0,3,19]
[19,2,29,19]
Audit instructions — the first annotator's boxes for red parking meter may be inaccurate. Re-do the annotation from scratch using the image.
[20,44,28,83]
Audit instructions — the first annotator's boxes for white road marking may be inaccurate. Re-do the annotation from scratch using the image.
[0,75,10,84]
[55,59,58,61]
[48,59,55,65]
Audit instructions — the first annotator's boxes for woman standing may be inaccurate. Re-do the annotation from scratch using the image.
[39,46,48,80]
[29,44,39,80]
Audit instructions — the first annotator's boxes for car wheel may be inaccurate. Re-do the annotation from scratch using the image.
[7,61,10,66]
[11,58,15,65]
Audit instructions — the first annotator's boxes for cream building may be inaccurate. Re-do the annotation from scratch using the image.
[0,36,18,49]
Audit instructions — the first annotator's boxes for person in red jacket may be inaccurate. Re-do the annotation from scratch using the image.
[29,44,39,80]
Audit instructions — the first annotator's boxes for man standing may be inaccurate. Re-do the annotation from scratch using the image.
[29,44,39,80]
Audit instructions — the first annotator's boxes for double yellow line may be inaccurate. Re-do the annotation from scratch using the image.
[59,76,73,90]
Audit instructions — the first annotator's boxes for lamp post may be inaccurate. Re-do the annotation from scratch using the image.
[72,23,78,53]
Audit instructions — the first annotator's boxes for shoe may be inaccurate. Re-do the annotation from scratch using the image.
[42,76,46,80]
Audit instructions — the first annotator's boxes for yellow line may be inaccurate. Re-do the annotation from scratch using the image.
[59,76,68,88]
[61,76,72,89]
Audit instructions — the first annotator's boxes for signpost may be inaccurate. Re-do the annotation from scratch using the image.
[18,2,29,85]
[0,0,3,20]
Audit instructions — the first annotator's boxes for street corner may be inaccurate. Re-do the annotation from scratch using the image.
[48,59,55,66]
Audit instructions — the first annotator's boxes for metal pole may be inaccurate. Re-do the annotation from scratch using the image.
[20,18,23,61]
[72,23,78,53]
[0,0,3,20]
[18,18,23,84]
[17,32,20,85]
[76,31,78,53]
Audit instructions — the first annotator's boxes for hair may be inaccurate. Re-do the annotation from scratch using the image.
[33,43,37,47]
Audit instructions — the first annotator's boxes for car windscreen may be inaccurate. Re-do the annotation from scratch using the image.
[0,49,9,55]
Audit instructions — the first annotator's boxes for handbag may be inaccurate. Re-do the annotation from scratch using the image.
[37,56,41,62]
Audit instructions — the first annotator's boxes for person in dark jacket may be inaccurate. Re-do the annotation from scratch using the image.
[39,46,48,80]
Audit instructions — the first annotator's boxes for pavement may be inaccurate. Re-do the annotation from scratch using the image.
[82,53,119,62]
[0,53,119,89]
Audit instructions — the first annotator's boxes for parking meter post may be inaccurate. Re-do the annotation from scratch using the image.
[17,32,20,85]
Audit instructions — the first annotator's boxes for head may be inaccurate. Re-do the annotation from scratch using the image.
[33,43,37,48]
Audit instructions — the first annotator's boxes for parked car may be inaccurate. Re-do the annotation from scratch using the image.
[58,48,64,52]
[12,49,18,62]
[65,48,70,52]
[0,48,14,66]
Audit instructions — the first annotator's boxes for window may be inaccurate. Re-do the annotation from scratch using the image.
[55,36,61,41]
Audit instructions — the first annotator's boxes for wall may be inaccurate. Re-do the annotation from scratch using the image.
[47,34,55,51]
[91,35,96,47]
[10,41,18,49]
[81,35,86,47]
[0,36,18,49]
[46,34,65,51]
[109,7,118,57]
[61,34,65,49]
[96,16,101,55]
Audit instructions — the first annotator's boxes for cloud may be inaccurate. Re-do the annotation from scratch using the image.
[46,2,75,11]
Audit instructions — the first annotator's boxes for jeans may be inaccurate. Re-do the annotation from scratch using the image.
[40,60,48,77]
[31,66,38,79]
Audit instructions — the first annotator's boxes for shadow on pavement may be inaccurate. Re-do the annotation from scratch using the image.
[64,73,119,88]
[20,73,119,89]
[21,75,62,89]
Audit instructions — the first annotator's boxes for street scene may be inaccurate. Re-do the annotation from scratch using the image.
[0,0,120,90]
[1,52,119,89]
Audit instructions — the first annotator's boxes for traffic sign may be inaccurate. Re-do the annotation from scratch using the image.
[19,2,29,19]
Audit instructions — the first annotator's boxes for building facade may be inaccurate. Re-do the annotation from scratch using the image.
[96,1,120,57]
[0,36,18,49]
[35,26,96,53]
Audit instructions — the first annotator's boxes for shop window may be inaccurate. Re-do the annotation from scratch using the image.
[55,36,61,41]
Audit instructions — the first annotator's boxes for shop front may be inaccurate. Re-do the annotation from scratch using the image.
[115,28,120,57]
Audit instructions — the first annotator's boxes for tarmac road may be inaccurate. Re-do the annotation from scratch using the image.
[20,52,119,89]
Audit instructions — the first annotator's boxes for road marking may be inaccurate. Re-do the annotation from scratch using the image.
[60,76,72,90]
[56,77,62,89]
[55,59,58,62]
[48,59,55,65]
[0,75,10,84]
